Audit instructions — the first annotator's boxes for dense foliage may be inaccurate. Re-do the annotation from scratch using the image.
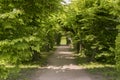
[0,0,120,79]
[61,0,120,66]
[0,0,63,79]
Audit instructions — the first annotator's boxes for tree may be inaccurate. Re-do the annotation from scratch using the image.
[0,0,63,79]
[61,0,119,63]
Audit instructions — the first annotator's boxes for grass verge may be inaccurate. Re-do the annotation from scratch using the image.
[75,54,118,80]
[4,51,53,80]
[60,36,66,45]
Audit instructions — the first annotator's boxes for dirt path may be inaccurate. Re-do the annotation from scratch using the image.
[19,45,97,80]
[24,45,94,80]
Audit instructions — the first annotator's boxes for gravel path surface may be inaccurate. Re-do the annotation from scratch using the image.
[24,45,94,80]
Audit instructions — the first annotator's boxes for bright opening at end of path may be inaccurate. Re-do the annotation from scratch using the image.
[62,0,71,4]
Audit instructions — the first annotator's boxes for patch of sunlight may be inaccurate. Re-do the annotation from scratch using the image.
[5,64,40,69]
[79,62,115,69]
[45,64,82,70]
[19,64,40,68]
[59,51,72,54]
